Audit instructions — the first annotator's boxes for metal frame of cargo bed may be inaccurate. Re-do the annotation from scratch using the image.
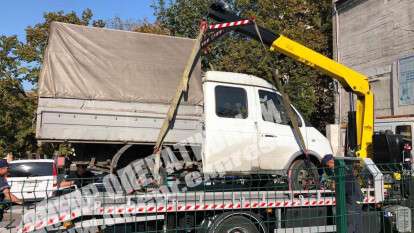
[36,98,203,145]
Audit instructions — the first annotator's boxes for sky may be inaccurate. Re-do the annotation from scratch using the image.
[1,0,156,90]
[1,0,156,40]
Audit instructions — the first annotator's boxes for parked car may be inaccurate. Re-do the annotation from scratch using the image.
[7,159,57,202]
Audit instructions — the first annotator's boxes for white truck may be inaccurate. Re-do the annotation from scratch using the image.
[36,22,332,188]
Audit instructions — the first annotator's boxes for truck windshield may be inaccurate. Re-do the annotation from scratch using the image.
[9,162,53,177]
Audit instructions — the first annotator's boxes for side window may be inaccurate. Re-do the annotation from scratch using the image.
[259,90,303,126]
[215,85,248,119]
[396,125,412,142]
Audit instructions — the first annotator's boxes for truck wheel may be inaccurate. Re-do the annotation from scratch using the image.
[288,159,319,190]
[208,212,264,233]
[213,216,258,233]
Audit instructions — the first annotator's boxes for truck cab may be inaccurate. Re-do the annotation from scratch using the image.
[202,71,333,175]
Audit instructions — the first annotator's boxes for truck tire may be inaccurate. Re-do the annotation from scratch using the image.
[288,159,320,190]
[212,215,258,233]
[208,212,264,233]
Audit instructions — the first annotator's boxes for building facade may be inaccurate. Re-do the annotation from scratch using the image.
[333,0,414,123]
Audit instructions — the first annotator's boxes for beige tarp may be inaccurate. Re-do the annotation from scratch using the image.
[39,22,203,105]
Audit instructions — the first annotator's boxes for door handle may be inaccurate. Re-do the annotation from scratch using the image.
[263,134,277,138]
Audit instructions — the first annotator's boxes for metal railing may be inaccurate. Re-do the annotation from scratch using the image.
[0,159,412,233]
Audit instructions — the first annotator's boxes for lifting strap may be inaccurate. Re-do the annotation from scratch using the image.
[272,70,308,156]
[153,23,207,184]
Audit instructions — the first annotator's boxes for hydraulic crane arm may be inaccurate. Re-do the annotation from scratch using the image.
[208,2,373,158]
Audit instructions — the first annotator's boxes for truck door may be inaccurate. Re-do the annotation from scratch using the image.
[203,82,259,173]
[255,88,307,170]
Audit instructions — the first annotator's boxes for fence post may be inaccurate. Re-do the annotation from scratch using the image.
[335,159,347,233]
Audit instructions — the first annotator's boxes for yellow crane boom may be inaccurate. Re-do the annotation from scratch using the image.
[271,35,373,158]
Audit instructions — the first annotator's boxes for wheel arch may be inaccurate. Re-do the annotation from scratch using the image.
[284,150,323,170]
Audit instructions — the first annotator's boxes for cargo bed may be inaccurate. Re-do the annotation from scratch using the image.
[36,22,204,147]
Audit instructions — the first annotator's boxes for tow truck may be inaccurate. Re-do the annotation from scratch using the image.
[17,1,413,233]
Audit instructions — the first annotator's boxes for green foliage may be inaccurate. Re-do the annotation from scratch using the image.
[0,36,23,79]
[153,0,209,37]
[0,35,36,156]
[0,78,37,156]
[153,0,335,131]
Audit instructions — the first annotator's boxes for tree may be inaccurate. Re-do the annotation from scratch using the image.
[0,36,36,156]
[132,20,170,35]
[0,36,23,79]
[153,0,334,131]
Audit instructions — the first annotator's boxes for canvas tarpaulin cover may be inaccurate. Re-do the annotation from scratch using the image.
[38,22,203,105]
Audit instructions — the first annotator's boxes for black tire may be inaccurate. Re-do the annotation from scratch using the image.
[288,159,320,190]
[211,215,259,233]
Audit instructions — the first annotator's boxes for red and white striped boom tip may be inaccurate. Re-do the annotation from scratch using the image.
[208,19,251,30]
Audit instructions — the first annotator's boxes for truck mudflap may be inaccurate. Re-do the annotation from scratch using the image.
[15,158,385,233]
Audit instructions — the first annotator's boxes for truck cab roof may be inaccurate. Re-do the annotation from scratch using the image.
[203,71,276,90]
